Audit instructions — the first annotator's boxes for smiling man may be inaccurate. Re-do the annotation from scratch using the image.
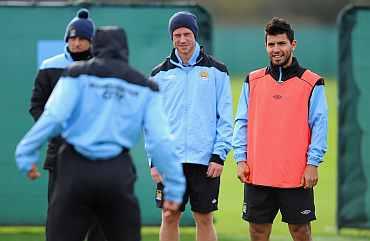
[232,17,328,241]
[147,11,233,241]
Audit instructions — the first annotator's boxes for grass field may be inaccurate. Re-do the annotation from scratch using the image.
[1,77,370,240]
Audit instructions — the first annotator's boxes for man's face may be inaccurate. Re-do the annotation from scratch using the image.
[265,33,296,67]
[172,27,196,57]
[68,37,91,53]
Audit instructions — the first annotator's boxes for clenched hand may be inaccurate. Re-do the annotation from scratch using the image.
[301,165,318,189]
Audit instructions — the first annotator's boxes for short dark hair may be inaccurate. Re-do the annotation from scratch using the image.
[265,17,294,43]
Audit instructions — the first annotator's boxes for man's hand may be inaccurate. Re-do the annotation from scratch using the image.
[237,161,249,183]
[300,165,318,189]
[163,200,181,217]
[150,167,163,183]
[207,162,223,178]
[27,164,41,180]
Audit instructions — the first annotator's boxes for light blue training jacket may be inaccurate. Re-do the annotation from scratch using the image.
[149,43,233,166]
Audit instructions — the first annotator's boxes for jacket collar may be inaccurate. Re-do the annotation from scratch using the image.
[267,57,305,82]
[64,45,73,62]
[170,42,203,68]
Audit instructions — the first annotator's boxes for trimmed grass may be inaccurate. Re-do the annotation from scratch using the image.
[1,78,370,240]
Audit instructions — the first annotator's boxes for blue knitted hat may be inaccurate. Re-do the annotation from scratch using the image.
[64,9,95,42]
[168,11,199,39]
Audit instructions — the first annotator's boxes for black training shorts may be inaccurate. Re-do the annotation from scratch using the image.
[155,163,220,213]
[242,183,316,224]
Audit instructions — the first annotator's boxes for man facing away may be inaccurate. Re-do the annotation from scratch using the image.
[233,17,328,241]
[16,26,185,241]
[28,9,106,241]
[148,11,233,241]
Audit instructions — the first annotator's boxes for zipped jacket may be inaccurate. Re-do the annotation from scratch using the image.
[149,43,233,166]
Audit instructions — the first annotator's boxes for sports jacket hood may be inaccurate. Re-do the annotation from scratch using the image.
[92,26,129,63]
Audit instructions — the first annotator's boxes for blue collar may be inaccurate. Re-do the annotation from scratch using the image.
[64,45,73,62]
[174,42,200,67]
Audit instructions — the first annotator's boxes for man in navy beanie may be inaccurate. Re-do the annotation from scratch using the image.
[64,8,95,43]
[168,11,199,40]
[147,11,233,241]
[29,8,105,241]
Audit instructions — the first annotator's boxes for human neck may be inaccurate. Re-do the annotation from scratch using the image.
[282,56,293,68]
[179,53,193,65]
[178,47,195,65]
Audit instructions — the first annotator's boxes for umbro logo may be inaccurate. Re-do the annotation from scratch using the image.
[300,210,311,215]
[273,94,282,100]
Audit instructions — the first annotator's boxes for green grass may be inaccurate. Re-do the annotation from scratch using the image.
[1,78,370,240]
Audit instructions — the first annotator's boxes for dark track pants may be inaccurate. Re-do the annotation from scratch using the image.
[47,164,106,241]
[46,144,141,241]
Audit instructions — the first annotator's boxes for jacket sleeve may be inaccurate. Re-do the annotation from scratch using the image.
[29,69,52,121]
[212,70,233,162]
[15,112,63,173]
[143,90,185,204]
[16,76,81,173]
[232,80,249,163]
[143,74,160,168]
[307,84,328,166]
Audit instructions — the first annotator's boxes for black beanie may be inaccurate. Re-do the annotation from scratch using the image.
[64,8,95,42]
[168,11,199,39]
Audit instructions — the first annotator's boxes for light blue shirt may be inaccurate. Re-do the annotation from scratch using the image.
[15,74,185,203]
[232,81,328,166]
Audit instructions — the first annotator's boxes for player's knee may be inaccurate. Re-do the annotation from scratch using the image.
[288,223,311,237]
[193,212,214,227]
[249,223,271,237]
[162,211,181,226]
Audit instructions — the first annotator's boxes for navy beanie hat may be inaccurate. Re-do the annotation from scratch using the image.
[168,11,199,39]
[64,8,95,42]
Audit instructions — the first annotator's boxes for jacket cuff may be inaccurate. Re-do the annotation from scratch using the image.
[210,154,224,166]
[234,152,247,163]
[307,156,322,167]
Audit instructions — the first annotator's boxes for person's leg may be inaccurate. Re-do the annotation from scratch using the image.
[185,164,220,241]
[47,168,57,203]
[47,145,92,241]
[249,223,272,241]
[86,218,106,241]
[159,210,182,241]
[192,212,217,241]
[279,187,316,241]
[154,164,188,241]
[47,198,91,241]
[97,196,140,241]
[288,223,312,241]
[243,184,278,241]
[95,151,141,241]
[45,168,57,239]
